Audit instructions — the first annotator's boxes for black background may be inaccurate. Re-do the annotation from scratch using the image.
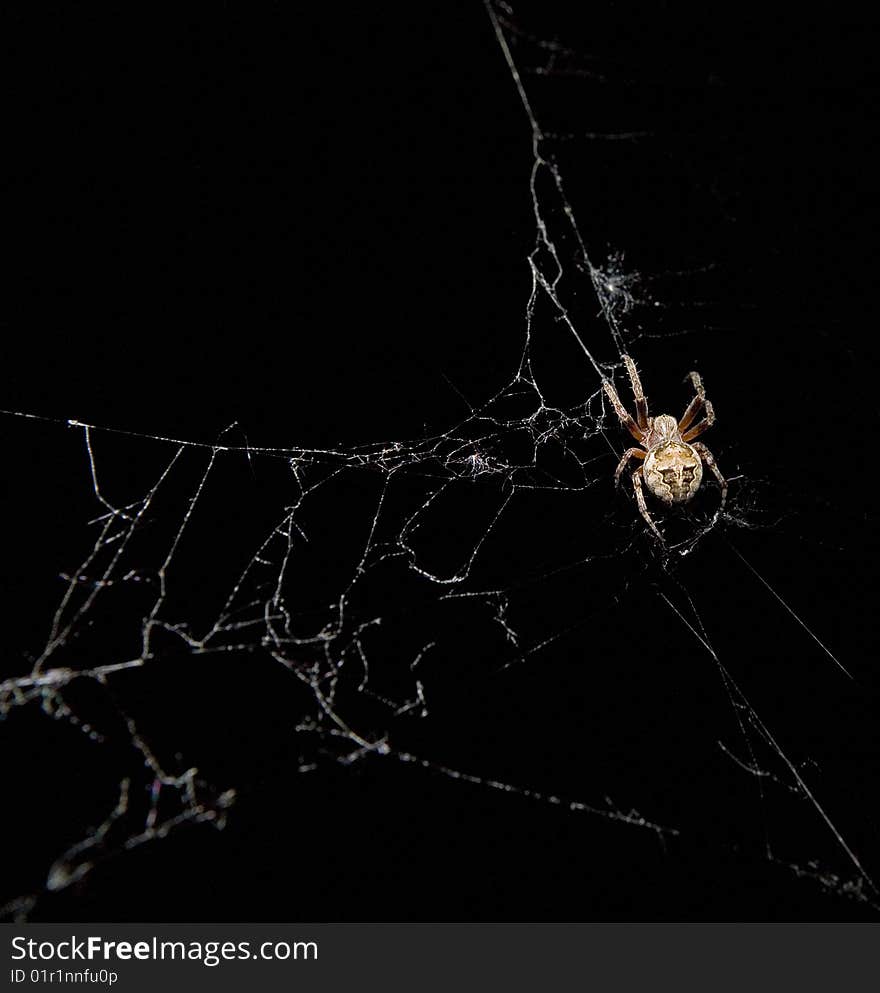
[2,2,879,921]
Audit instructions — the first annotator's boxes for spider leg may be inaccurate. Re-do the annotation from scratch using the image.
[692,442,727,510]
[679,370,706,432]
[623,354,649,430]
[613,446,646,486]
[603,378,644,442]
[632,466,663,540]
[681,400,715,442]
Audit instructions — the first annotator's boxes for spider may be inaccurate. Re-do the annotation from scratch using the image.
[602,354,727,539]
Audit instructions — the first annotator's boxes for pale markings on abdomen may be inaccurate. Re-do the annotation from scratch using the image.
[660,466,696,500]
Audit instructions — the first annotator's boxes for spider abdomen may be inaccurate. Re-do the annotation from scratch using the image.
[643,442,703,505]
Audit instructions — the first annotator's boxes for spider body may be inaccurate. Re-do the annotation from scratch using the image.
[603,355,726,538]
[644,440,702,505]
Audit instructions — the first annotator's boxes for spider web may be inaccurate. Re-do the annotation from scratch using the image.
[2,2,878,920]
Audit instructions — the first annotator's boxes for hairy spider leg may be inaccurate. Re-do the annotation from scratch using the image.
[613,447,646,486]
[681,400,715,442]
[631,468,663,539]
[623,355,649,430]
[678,370,706,432]
[692,442,727,509]
[603,379,644,442]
